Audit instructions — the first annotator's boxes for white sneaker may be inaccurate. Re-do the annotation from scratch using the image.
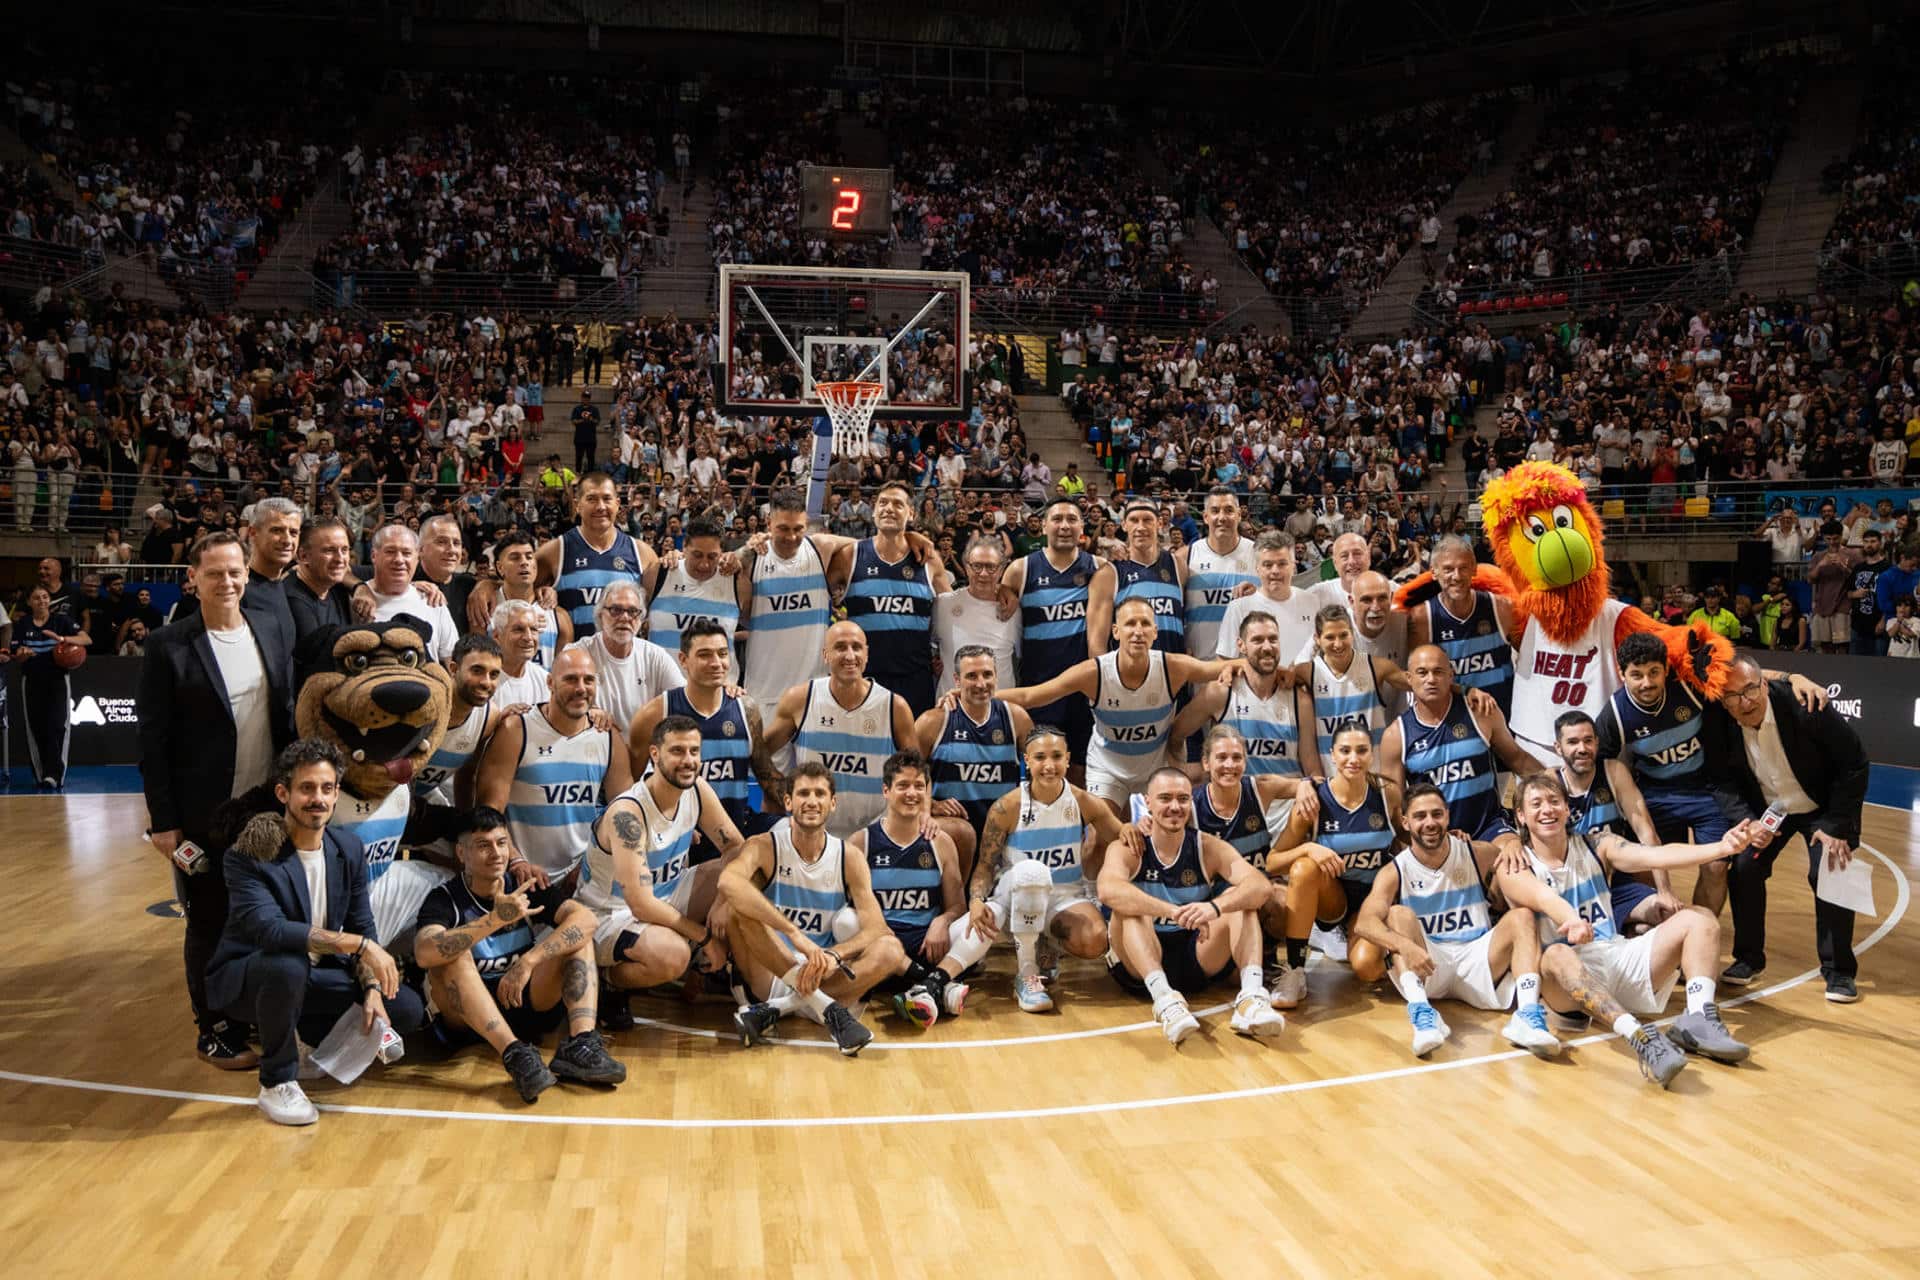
[258,1081,319,1126]
[1268,966,1307,1010]
[1153,994,1199,1046]
[1310,924,1349,962]
[1501,1005,1563,1058]
[1230,993,1287,1038]
[1407,1001,1450,1057]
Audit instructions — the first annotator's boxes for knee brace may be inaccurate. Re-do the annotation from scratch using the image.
[830,906,861,944]
[944,900,1003,971]
[1006,860,1055,937]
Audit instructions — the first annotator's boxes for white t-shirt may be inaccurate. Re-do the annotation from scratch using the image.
[494,661,551,709]
[566,633,685,732]
[932,590,1021,697]
[207,621,275,796]
[1215,586,1320,663]
[371,586,459,661]
[296,845,328,952]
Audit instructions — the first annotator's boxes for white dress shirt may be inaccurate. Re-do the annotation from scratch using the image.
[1739,695,1819,815]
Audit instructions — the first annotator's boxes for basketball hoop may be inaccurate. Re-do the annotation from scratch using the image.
[816,379,885,457]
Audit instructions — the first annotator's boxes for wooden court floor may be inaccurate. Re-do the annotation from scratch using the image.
[1,790,1916,1279]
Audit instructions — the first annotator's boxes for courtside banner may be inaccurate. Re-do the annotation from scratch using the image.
[4,657,142,767]
[1744,649,1920,766]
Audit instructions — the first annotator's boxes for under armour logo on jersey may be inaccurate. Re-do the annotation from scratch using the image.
[865,566,878,576]
[537,745,554,756]
[573,558,588,567]
[1634,726,1651,738]
[819,716,835,727]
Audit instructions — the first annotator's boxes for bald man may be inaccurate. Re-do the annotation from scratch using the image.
[1377,644,1532,855]
[1298,532,1371,616]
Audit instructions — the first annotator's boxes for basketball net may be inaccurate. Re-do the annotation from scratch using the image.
[816,380,884,457]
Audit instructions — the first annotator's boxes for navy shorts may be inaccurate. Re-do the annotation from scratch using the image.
[1644,788,1731,846]
[1316,877,1374,929]
[1108,927,1233,996]
[1610,870,1657,921]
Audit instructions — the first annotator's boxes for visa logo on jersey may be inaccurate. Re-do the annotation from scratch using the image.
[1040,602,1085,623]
[784,906,827,936]
[954,763,1005,782]
[873,596,918,615]
[1247,739,1291,757]
[700,759,738,781]
[1421,908,1480,935]
[879,888,933,912]
[1646,740,1700,767]
[819,754,871,774]
[765,592,816,612]
[541,782,599,805]
[364,836,402,865]
[1453,651,1497,675]
[1200,588,1237,606]
[1109,723,1160,743]
[1427,759,1480,786]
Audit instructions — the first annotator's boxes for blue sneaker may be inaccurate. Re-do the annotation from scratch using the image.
[1501,1004,1562,1057]
[1407,1001,1450,1057]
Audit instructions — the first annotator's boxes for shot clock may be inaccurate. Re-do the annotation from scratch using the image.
[799,164,893,237]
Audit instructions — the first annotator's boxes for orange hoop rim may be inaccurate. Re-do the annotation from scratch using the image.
[815,379,886,407]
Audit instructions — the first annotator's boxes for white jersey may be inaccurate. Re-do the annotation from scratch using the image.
[1184,536,1259,661]
[332,784,411,882]
[414,698,489,804]
[794,677,900,839]
[1216,587,1320,663]
[1003,781,1088,887]
[1393,835,1491,944]
[647,564,740,677]
[932,589,1021,697]
[1219,674,1300,778]
[1510,596,1629,752]
[1086,649,1177,789]
[1307,652,1388,761]
[568,632,685,733]
[494,661,550,710]
[1524,833,1620,945]
[580,778,699,918]
[765,823,849,946]
[506,707,615,875]
[742,537,831,710]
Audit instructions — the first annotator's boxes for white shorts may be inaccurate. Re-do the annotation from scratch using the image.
[992,865,1098,930]
[592,906,655,966]
[1567,933,1678,1018]
[1424,934,1515,1011]
[1085,762,1153,811]
[368,861,455,946]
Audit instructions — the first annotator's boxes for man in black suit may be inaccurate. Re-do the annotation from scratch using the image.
[1701,654,1871,1002]
[207,739,424,1126]
[138,531,297,1069]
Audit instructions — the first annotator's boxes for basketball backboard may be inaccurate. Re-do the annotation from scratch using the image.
[716,264,970,422]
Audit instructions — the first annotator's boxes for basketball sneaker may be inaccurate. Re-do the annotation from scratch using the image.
[1230,993,1286,1038]
[732,1002,780,1047]
[502,1039,556,1103]
[1268,965,1307,1010]
[257,1081,318,1127]
[1153,993,1199,1046]
[550,1030,628,1085]
[1015,970,1054,1013]
[599,982,635,1032]
[891,986,939,1030]
[823,1003,874,1057]
[1500,1005,1562,1057]
[1407,1001,1450,1057]
[1628,1025,1688,1088]
[1310,924,1349,962]
[940,979,970,1016]
[1667,1005,1750,1063]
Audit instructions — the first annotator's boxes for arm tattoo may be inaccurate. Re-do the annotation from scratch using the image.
[745,701,785,801]
[308,926,348,953]
[431,928,478,960]
[973,809,1011,899]
[612,809,645,848]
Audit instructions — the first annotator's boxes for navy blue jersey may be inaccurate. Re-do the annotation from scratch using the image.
[1112,552,1186,654]
[1425,590,1514,716]
[1397,696,1503,840]
[1312,779,1396,886]
[556,526,643,637]
[1598,682,1707,793]
[1132,827,1221,934]
[843,540,936,685]
[11,613,79,674]
[865,821,942,933]
[1018,549,1097,684]
[927,700,1020,833]
[1195,777,1269,868]
[665,687,752,824]
[415,873,538,981]
[1560,767,1634,841]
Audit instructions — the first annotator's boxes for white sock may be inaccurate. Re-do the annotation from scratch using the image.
[1143,969,1173,1003]
[1515,974,1541,1009]
[1239,965,1265,1000]
[1685,976,1715,1014]
[780,964,834,1019]
[1395,971,1428,1005]
[1611,1013,1642,1038]
[767,976,798,1015]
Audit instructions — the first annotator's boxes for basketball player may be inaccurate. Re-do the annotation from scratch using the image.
[720,762,909,1056]
[1189,724,1306,943]
[1406,536,1518,717]
[1111,498,1188,653]
[1596,632,1729,912]
[1215,530,1318,662]
[997,598,1248,809]
[902,724,1138,1016]
[646,515,741,677]
[1171,609,1303,790]
[845,751,967,1021]
[413,633,505,809]
[489,599,551,708]
[739,490,836,724]
[564,582,685,731]
[915,643,1024,870]
[1376,644,1531,853]
[763,620,919,839]
[1177,486,1260,663]
[1268,724,1404,1008]
[999,495,1113,761]
[495,530,570,666]
[585,715,747,1026]
[413,808,625,1103]
[1552,710,1683,934]
[1100,767,1289,1045]
[627,618,784,843]
[1496,772,1753,1087]
[1351,783,1562,1058]
[833,481,953,716]
[467,471,663,639]
[1292,604,1412,778]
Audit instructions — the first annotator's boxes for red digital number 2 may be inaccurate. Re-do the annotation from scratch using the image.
[831,189,862,231]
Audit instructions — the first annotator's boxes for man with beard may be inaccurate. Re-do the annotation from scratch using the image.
[564,582,684,732]
[835,481,955,716]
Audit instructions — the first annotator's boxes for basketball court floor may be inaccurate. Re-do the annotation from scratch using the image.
[2,770,1916,1277]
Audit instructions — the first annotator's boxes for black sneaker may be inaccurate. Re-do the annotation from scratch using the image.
[1825,973,1860,1003]
[822,1002,874,1057]
[599,982,635,1032]
[1720,960,1764,986]
[549,1029,627,1085]
[732,1001,780,1047]
[502,1039,556,1103]
[197,1022,260,1071]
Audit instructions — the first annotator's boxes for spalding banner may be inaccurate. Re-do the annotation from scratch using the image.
[1742,649,1920,766]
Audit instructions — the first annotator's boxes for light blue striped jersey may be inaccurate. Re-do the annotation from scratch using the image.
[795,676,899,840]
[1311,779,1396,885]
[1525,833,1619,944]
[1113,551,1186,653]
[741,537,830,709]
[1132,827,1221,934]
[1308,651,1387,761]
[666,686,753,824]
[1086,648,1177,784]
[766,822,848,947]
[1220,674,1301,777]
[331,785,411,883]
[504,707,614,875]
[580,776,699,918]
[414,698,489,804]
[1195,777,1270,868]
[556,526,645,638]
[1392,834,1491,944]
[1006,781,1087,886]
[1183,536,1259,660]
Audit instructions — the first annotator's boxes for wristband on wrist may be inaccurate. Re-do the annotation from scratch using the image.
[1208,901,1223,917]
[351,937,367,961]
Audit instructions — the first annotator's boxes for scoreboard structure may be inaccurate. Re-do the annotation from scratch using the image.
[798,164,893,237]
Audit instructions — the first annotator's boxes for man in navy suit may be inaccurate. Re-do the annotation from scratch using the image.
[207,739,426,1126]
[138,531,298,1070]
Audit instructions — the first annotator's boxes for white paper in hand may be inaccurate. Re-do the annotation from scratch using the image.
[1816,855,1877,918]
[308,1008,387,1084]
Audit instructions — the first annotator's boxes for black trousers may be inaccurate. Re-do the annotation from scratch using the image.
[574,437,596,473]
[583,346,604,383]
[174,851,230,1034]
[19,669,69,785]
[222,952,427,1086]
[1726,811,1857,978]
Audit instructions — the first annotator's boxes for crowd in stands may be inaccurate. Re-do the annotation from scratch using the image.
[706,87,857,271]
[1822,57,1920,282]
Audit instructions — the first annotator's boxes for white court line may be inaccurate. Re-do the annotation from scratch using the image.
[2,845,1905,1130]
